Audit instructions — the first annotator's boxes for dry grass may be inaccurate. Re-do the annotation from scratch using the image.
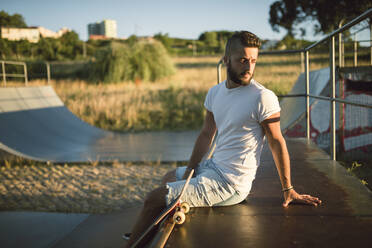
[48,54,311,132]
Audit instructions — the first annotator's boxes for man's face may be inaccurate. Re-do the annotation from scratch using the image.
[225,45,258,86]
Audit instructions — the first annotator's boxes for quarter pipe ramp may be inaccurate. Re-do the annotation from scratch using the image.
[0,86,198,163]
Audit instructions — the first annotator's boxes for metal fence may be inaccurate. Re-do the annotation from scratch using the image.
[217,8,372,161]
[0,60,28,86]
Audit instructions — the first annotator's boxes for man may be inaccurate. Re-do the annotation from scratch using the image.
[125,31,321,247]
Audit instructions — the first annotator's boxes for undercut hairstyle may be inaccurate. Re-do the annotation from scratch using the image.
[225,31,261,57]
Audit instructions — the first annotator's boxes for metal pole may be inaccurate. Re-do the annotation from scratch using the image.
[354,34,357,66]
[304,51,310,139]
[370,18,372,65]
[338,33,343,67]
[330,36,336,161]
[217,60,223,84]
[305,50,310,139]
[23,62,28,86]
[338,19,345,68]
[46,62,51,84]
[301,52,304,73]
[1,61,6,87]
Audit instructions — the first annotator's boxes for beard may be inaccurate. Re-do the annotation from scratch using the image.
[227,63,253,86]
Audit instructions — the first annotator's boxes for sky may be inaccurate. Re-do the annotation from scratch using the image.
[2,0,322,41]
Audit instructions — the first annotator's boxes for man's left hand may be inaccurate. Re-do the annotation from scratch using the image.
[282,189,322,207]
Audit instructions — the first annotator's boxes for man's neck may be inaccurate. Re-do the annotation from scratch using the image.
[226,78,250,89]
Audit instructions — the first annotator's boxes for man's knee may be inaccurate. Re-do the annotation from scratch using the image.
[144,186,168,209]
[161,169,177,185]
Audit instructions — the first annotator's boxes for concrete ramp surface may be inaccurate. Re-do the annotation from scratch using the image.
[0,86,198,162]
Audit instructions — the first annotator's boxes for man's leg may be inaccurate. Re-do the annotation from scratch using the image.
[124,186,168,248]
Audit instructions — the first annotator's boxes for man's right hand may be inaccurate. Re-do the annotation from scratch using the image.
[282,189,322,207]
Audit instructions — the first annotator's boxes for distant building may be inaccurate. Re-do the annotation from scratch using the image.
[1,27,39,42]
[88,34,110,40]
[38,26,70,39]
[0,26,71,43]
[88,19,117,40]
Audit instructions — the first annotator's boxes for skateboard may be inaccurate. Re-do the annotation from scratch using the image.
[130,168,194,248]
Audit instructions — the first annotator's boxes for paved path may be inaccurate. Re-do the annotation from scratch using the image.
[1,138,371,248]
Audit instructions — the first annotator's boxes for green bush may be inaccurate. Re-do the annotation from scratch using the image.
[90,40,175,83]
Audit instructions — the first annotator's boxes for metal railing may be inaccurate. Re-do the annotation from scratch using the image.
[217,8,372,160]
[0,60,28,86]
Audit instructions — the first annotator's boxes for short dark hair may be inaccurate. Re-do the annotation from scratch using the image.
[225,31,261,57]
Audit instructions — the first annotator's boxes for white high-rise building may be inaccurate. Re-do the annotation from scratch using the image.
[88,19,117,39]
[102,20,117,38]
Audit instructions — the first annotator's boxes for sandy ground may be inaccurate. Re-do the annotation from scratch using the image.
[0,162,178,214]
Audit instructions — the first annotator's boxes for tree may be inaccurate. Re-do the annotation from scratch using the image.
[199,31,219,47]
[198,31,234,53]
[0,39,11,58]
[58,31,82,59]
[269,0,372,36]
[154,32,173,52]
[0,11,27,28]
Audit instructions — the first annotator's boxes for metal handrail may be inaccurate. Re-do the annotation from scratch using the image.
[259,49,304,55]
[216,8,372,161]
[308,94,372,109]
[0,60,28,86]
[278,93,372,109]
[305,9,372,51]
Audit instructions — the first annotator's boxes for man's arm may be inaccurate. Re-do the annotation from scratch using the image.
[183,110,217,179]
[261,112,321,207]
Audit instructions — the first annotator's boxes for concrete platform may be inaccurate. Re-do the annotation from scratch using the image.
[1,138,371,248]
[167,138,372,247]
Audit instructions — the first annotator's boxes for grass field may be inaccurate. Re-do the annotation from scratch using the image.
[48,54,309,132]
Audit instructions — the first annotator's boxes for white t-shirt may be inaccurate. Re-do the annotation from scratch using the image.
[204,79,281,193]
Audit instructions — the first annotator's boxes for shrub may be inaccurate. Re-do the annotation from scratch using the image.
[90,40,175,83]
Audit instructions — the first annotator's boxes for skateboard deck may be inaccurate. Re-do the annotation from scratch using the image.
[130,169,194,248]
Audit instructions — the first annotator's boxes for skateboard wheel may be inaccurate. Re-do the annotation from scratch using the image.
[173,211,186,224]
[180,202,190,214]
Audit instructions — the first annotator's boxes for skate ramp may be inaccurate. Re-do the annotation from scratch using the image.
[280,67,330,132]
[280,66,372,160]
[0,86,198,163]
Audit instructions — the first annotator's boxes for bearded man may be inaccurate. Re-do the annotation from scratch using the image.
[124,31,321,248]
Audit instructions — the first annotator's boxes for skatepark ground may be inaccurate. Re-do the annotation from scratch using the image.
[1,138,371,248]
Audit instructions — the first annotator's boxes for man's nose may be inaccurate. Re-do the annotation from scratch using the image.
[244,61,251,71]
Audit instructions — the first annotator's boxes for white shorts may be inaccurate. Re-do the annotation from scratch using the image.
[165,159,248,207]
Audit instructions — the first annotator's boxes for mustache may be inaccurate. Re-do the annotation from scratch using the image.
[241,71,251,76]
